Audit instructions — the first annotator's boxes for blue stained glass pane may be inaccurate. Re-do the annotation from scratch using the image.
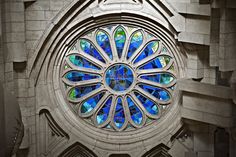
[114,97,125,129]
[96,31,113,60]
[69,55,100,70]
[134,92,158,115]
[96,97,112,125]
[81,92,104,114]
[140,73,174,85]
[127,97,143,125]
[69,84,101,100]
[105,64,134,92]
[139,84,170,101]
[114,27,126,58]
[80,39,106,63]
[139,56,171,70]
[65,71,99,82]
[134,41,159,64]
[127,31,143,59]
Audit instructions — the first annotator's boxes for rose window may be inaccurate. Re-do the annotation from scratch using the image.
[61,25,177,131]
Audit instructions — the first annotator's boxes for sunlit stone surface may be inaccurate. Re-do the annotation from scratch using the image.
[105,64,134,92]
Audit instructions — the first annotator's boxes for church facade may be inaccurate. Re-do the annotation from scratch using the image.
[0,0,236,157]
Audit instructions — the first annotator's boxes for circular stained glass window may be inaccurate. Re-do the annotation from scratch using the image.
[61,25,177,131]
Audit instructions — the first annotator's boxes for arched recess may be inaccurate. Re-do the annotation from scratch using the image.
[58,142,98,157]
[29,0,186,156]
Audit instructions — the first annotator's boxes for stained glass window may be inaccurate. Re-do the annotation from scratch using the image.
[62,25,177,131]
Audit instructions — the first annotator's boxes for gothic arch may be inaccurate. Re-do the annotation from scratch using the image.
[28,1,186,156]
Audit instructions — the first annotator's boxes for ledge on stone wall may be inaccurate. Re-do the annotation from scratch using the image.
[178,79,235,128]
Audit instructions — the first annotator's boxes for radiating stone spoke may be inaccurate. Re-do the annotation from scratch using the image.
[126,30,144,60]
[95,96,113,126]
[135,86,171,105]
[133,44,163,68]
[68,86,104,103]
[138,55,172,70]
[138,77,176,88]
[126,96,144,126]
[79,38,106,64]
[128,35,156,63]
[63,63,103,76]
[64,78,102,87]
[136,67,174,76]
[130,92,160,119]
[79,91,110,117]
[79,51,106,68]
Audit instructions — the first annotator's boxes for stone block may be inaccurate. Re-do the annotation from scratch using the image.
[26,1,50,11]
[183,94,232,117]
[5,32,25,42]
[178,32,210,45]
[26,21,47,31]
[4,12,24,22]
[45,11,58,20]
[186,18,210,35]
[26,30,43,40]
[49,0,64,11]
[26,11,45,21]
[9,2,24,12]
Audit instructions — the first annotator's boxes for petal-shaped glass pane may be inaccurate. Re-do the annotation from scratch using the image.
[127,96,143,125]
[139,84,170,101]
[80,39,106,63]
[134,41,159,64]
[96,97,112,125]
[140,73,174,85]
[127,31,143,59]
[65,71,100,82]
[96,30,113,60]
[134,92,159,115]
[69,84,101,100]
[139,56,171,70]
[114,97,125,129]
[80,92,105,114]
[69,55,100,70]
[114,27,126,58]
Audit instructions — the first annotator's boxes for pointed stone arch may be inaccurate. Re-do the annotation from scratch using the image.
[58,142,98,157]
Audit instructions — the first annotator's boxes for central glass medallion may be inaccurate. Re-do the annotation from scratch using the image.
[105,64,134,92]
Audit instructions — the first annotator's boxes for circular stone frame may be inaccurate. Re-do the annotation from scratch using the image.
[30,2,186,154]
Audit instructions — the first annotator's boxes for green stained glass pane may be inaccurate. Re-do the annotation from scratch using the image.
[115,27,126,58]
